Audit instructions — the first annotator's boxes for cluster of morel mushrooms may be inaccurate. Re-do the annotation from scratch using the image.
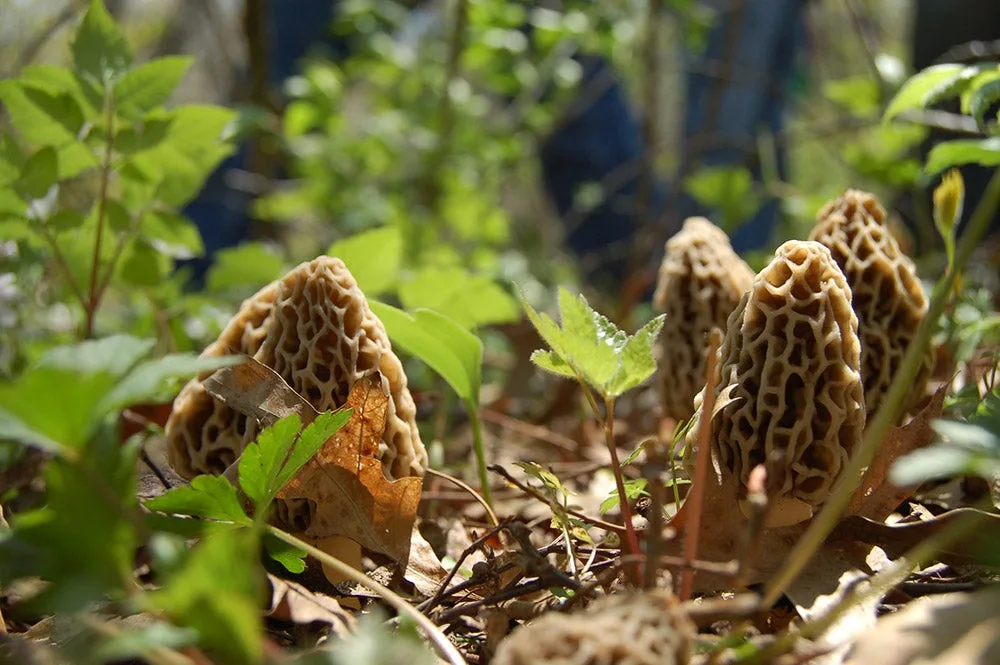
[161,189,933,665]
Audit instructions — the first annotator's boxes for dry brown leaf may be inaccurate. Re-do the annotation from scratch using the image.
[405,525,450,599]
[267,573,357,638]
[830,507,1000,567]
[850,385,948,521]
[202,356,317,428]
[277,374,422,567]
[843,586,1000,665]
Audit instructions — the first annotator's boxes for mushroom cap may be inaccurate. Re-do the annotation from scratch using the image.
[492,590,694,665]
[165,256,427,482]
[688,240,866,527]
[809,189,931,418]
[653,217,754,422]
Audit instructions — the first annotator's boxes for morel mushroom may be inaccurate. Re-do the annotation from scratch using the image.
[688,240,866,527]
[492,590,694,665]
[809,189,931,419]
[165,256,427,482]
[653,217,754,421]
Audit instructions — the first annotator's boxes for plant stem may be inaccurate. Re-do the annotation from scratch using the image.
[267,526,467,665]
[578,380,641,583]
[465,402,493,508]
[762,166,1000,608]
[84,88,116,339]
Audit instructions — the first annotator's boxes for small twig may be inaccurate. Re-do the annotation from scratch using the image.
[268,526,467,665]
[40,229,87,312]
[426,467,498,527]
[762,166,1000,608]
[489,464,627,535]
[481,408,577,452]
[419,522,507,614]
[679,328,722,600]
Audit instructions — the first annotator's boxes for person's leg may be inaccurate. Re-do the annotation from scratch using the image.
[677,0,809,253]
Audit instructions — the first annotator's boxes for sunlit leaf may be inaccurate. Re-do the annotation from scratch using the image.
[883,64,966,122]
[72,0,133,85]
[327,226,402,296]
[925,137,1000,175]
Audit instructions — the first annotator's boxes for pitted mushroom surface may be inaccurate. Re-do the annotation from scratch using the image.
[165,256,427,482]
[809,189,931,418]
[688,240,866,527]
[653,217,754,422]
[492,590,694,665]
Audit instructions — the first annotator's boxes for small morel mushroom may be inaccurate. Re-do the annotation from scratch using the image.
[653,217,754,421]
[165,256,427,482]
[492,590,694,665]
[809,189,931,418]
[688,240,866,527]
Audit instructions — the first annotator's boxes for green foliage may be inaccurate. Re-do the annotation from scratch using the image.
[0,0,236,342]
[328,226,403,296]
[520,286,664,400]
[684,166,763,232]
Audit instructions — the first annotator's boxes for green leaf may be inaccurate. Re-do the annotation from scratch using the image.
[272,410,352,492]
[119,238,169,287]
[48,210,86,232]
[517,287,568,359]
[72,0,133,85]
[205,242,284,294]
[141,210,204,258]
[0,134,25,183]
[600,478,649,515]
[959,68,1000,116]
[21,86,86,139]
[327,226,402,296]
[515,461,571,499]
[15,147,58,200]
[529,350,577,378]
[0,81,80,149]
[606,314,665,397]
[925,137,1000,175]
[557,287,622,388]
[0,336,154,453]
[370,302,483,405]
[264,534,308,574]
[114,56,193,119]
[884,64,966,122]
[144,475,252,526]
[100,353,242,415]
[146,528,264,664]
[398,267,520,328]
[969,77,1000,129]
[238,414,303,508]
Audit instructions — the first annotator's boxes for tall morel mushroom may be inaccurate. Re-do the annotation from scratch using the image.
[492,590,694,665]
[165,256,427,482]
[652,217,754,422]
[809,189,931,418]
[688,240,866,527]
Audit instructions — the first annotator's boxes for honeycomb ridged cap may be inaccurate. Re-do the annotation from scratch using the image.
[809,189,931,419]
[492,590,694,665]
[165,256,427,482]
[652,217,754,421]
[687,240,866,527]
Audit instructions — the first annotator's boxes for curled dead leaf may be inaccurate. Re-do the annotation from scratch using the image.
[276,374,422,567]
[267,574,357,639]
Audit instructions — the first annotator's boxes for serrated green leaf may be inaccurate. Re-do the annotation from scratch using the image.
[144,475,252,525]
[72,0,133,85]
[272,410,352,492]
[515,461,570,498]
[925,137,1000,175]
[239,415,303,508]
[16,147,58,200]
[599,478,648,515]
[920,65,982,110]
[517,287,567,358]
[369,302,482,405]
[0,80,78,147]
[557,287,623,388]
[114,56,193,119]
[327,226,401,296]
[969,77,1000,129]
[22,86,86,138]
[884,64,966,122]
[606,314,665,397]
[529,350,577,378]
[17,64,101,118]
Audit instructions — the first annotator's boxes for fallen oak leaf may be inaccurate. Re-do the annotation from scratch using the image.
[850,385,948,521]
[202,356,318,428]
[276,373,422,567]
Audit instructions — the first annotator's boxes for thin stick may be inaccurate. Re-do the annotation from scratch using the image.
[83,90,115,339]
[679,329,722,600]
[762,166,1000,608]
[268,526,466,665]
[426,467,498,527]
[489,464,627,535]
